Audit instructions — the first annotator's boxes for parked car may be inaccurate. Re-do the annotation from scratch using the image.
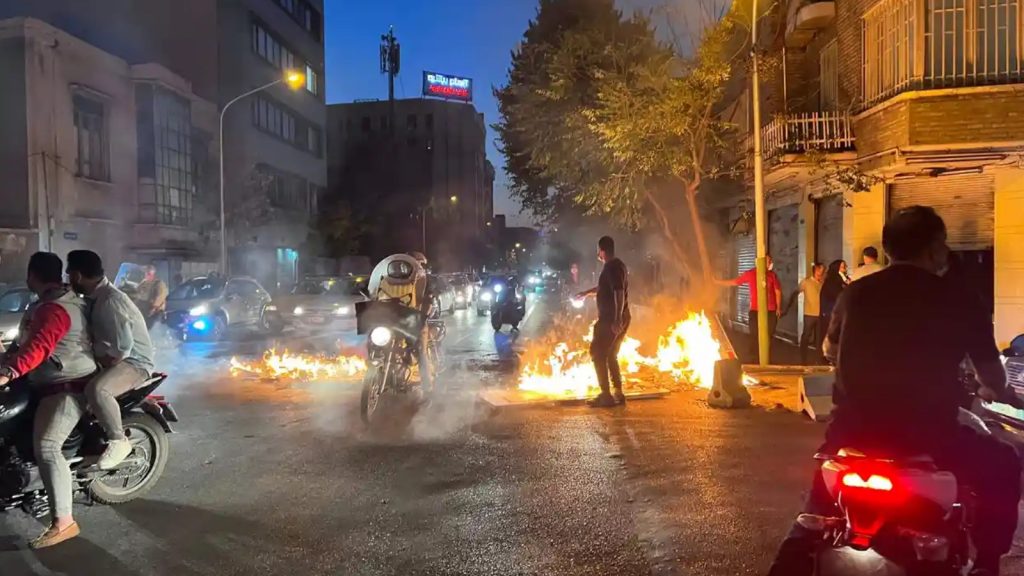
[165,276,283,340]
[275,276,365,332]
[0,286,34,351]
[443,273,474,309]
[430,275,457,315]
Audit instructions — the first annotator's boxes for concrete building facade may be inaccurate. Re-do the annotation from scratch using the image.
[0,17,218,283]
[723,0,1024,347]
[327,98,496,271]
[0,0,327,291]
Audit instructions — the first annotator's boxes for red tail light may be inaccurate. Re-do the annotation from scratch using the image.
[842,472,894,492]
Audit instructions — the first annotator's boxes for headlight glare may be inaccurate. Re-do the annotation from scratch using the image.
[369,326,393,347]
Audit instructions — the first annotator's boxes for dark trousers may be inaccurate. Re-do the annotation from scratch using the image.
[767,423,1021,575]
[798,316,820,365]
[590,320,629,395]
[747,310,777,364]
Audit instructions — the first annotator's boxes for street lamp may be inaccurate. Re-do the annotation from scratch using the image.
[749,0,770,366]
[218,69,305,274]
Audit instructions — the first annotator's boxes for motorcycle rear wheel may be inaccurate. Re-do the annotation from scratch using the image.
[89,413,169,505]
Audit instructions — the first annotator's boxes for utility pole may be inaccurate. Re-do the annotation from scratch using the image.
[380,26,400,139]
[750,0,770,366]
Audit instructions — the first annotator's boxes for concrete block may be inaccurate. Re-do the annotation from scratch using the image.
[708,358,751,409]
[799,373,836,422]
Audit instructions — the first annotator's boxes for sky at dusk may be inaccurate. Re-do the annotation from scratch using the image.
[323,0,538,226]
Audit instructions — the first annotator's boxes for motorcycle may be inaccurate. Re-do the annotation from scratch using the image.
[491,280,526,332]
[0,374,177,516]
[800,388,1021,575]
[356,299,445,425]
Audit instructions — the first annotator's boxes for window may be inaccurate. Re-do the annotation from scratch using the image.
[379,115,388,131]
[820,39,840,110]
[153,88,194,226]
[274,0,321,41]
[425,113,434,131]
[307,125,322,156]
[305,64,319,96]
[863,0,1023,105]
[73,94,108,181]
[251,95,319,157]
[361,116,371,133]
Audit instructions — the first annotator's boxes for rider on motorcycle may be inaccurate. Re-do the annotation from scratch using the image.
[0,252,98,549]
[767,206,1022,576]
[366,251,436,383]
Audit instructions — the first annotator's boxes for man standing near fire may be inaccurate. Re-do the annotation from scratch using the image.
[717,255,783,364]
[576,236,630,407]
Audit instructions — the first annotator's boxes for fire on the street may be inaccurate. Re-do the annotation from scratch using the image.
[519,311,754,399]
[230,349,367,381]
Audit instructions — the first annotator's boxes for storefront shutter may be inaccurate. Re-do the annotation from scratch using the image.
[816,194,844,266]
[733,232,756,325]
[769,204,800,340]
[889,175,995,250]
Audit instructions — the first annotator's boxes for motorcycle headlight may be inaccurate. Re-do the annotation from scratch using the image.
[2,326,18,342]
[293,306,304,316]
[189,304,208,316]
[481,292,493,302]
[369,326,393,347]
[334,306,351,316]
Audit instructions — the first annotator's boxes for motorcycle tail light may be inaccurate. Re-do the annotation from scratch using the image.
[842,472,894,492]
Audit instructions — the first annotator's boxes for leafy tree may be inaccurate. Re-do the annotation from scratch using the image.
[496,0,744,279]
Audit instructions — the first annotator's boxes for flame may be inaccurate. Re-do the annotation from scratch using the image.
[230,349,367,381]
[519,311,751,398]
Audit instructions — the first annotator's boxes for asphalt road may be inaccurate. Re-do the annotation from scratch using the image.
[2,295,1023,575]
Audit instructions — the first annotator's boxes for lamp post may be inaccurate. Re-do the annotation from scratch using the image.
[218,69,305,274]
[749,0,770,366]
[419,195,458,255]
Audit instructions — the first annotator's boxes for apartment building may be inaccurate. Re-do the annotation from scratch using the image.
[0,17,218,283]
[724,0,1024,346]
[0,0,327,291]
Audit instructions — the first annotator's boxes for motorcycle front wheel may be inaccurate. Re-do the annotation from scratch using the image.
[361,363,391,425]
[89,413,169,505]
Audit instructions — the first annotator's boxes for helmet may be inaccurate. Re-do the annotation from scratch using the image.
[408,251,428,267]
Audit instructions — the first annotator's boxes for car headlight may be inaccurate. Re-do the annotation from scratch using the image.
[528,276,539,285]
[265,304,277,312]
[2,326,18,342]
[334,306,351,316]
[293,306,304,316]
[481,292,493,302]
[493,284,503,293]
[456,294,465,302]
[571,298,585,310]
[369,326,393,347]
[189,304,208,316]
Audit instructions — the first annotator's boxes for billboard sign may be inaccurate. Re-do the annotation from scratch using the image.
[422,71,472,102]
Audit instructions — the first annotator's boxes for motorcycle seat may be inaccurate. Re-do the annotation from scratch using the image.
[0,384,31,428]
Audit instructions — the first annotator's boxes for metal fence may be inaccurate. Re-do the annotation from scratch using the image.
[761,111,856,159]
[863,0,1023,106]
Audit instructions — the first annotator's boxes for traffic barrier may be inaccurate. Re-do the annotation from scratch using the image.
[798,373,835,421]
[708,358,751,408]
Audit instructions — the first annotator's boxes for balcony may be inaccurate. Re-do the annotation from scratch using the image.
[785,0,835,48]
[761,111,855,160]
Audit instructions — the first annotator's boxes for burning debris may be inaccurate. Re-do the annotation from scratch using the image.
[230,349,367,381]
[518,310,756,400]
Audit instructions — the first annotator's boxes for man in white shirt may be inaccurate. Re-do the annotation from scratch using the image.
[796,264,825,364]
[849,246,884,282]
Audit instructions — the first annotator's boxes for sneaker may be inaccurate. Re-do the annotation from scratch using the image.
[587,393,617,408]
[614,390,627,405]
[30,522,80,549]
[97,438,133,470]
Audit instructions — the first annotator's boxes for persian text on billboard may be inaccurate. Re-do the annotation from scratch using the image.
[423,71,472,102]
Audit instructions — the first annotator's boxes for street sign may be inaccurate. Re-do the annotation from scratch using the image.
[422,71,472,102]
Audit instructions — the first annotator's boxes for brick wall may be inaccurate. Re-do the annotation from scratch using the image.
[854,100,910,156]
[908,90,1024,147]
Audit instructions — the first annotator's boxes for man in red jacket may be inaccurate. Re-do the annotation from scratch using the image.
[0,252,97,549]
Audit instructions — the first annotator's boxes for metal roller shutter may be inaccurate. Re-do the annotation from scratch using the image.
[733,232,756,325]
[889,175,995,250]
[816,195,844,266]
[770,204,800,339]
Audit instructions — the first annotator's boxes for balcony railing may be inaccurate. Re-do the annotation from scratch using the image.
[761,111,856,159]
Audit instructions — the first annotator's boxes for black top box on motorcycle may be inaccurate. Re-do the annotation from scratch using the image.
[356,300,426,341]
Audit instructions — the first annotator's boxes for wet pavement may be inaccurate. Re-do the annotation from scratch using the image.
[2,295,1023,575]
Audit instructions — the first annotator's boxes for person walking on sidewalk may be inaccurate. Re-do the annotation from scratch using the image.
[792,263,825,365]
[576,236,631,407]
[717,255,783,364]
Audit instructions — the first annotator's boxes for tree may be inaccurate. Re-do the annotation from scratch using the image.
[496,0,743,279]
[314,197,368,258]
